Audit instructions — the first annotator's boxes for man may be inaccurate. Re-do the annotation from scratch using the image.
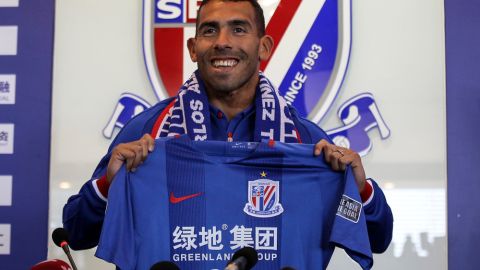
[63,0,392,255]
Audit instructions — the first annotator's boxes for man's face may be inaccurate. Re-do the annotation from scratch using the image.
[187,1,273,94]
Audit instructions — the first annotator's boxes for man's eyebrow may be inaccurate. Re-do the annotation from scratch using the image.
[198,21,219,30]
[198,19,252,30]
[229,19,252,28]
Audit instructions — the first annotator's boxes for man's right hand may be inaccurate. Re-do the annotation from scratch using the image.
[106,134,155,184]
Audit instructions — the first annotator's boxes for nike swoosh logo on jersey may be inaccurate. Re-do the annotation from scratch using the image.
[169,192,202,204]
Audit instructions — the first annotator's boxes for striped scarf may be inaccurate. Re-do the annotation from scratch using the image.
[152,70,300,143]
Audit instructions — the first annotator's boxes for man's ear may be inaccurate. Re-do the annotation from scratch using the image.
[259,35,274,61]
[187,37,198,62]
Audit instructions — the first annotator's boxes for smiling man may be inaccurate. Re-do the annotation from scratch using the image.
[63,0,393,264]
[187,0,274,121]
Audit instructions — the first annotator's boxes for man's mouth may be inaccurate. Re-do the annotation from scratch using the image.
[211,59,239,68]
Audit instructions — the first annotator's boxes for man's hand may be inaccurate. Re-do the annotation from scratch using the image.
[106,134,155,184]
[314,139,366,193]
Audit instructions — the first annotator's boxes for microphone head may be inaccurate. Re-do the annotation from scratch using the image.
[150,261,180,270]
[231,247,258,270]
[31,259,72,270]
[52,227,69,247]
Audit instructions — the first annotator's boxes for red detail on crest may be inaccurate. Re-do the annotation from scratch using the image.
[264,185,275,204]
[187,0,202,23]
[261,0,302,71]
[154,28,184,97]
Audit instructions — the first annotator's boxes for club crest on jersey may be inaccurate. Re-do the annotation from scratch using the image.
[143,0,352,123]
[244,179,284,218]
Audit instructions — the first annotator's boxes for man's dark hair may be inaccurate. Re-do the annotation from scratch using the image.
[196,0,266,37]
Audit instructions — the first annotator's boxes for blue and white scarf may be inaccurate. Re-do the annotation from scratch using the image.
[152,71,300,143]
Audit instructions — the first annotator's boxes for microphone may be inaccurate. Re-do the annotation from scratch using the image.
[31,259,72,270]
[224,247,258,270]
[280,267,296,270]
[52,228,78,270]
[150,261,181,270]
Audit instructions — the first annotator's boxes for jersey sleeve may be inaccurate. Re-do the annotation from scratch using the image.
[329,167,373,270]
[95,166,137,270]
[62,100,173,250]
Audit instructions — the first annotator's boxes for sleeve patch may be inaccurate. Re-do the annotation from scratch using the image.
[336,194,362,223]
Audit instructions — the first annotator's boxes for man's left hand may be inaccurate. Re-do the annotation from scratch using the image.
[314,139,366,193]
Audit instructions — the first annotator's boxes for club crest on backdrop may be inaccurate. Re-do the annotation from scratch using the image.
[143,0,350,122]
[103,0,391,156]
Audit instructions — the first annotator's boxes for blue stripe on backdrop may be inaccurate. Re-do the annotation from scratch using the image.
[0,1,55,269]
[445,0,480,269]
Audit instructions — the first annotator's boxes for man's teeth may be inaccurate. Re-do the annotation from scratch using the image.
[213,59,238,67]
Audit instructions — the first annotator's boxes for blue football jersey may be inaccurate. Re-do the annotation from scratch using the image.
[96,136,373,270]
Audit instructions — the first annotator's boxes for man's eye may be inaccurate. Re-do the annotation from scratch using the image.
[201,28,216,35]
[233,27,246,33]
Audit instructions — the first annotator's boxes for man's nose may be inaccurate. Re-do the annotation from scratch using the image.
[214,29,232,50]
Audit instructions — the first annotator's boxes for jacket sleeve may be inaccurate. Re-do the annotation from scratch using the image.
[62,174,109,250]
[363,179,393,253]
[292,111,394,253]
[62,101,171,250]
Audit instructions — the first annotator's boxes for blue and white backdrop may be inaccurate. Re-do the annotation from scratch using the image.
[1,0,478,269]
